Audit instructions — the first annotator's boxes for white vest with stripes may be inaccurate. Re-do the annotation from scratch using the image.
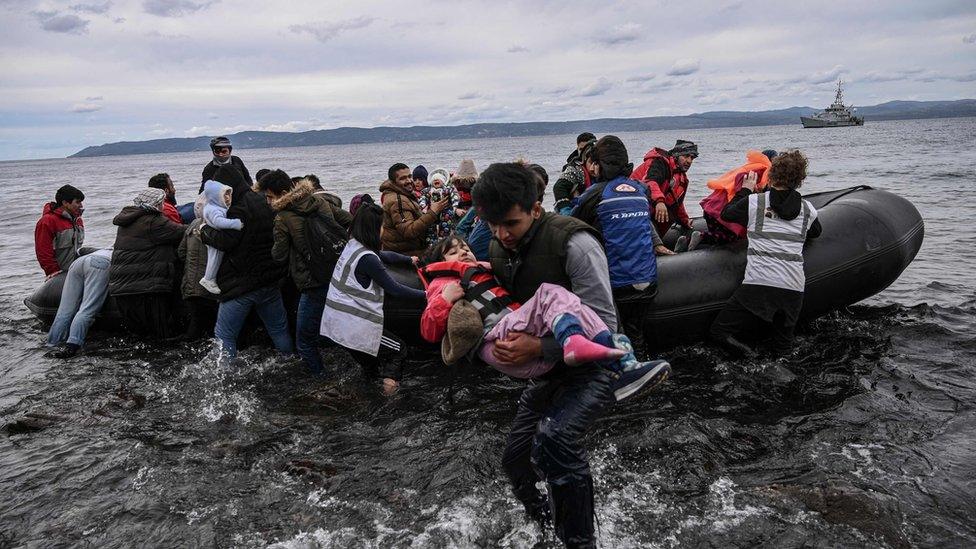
[320,239,385,356]
[743,192,818,292]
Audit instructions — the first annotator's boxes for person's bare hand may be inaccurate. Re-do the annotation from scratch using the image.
[491,332,542,366]
[431,197,451,213]
[654,202,669,224]
[742,171,758,191]
[441,282,464,303]
[655,245,675,256]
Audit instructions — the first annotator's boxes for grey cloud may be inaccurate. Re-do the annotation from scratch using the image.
[33,11,89,34]
[540,86,570,96]
[143,0,216,17]
[807,65,846,84]
[964,33,976,44]
[458,92,485,100]
[290,16,375,43]
[857,68,923,83]
[85,95,103,101]
[576,77,612,97]
[71,102,102,113]
[666,59,700,76]
[70,2,112,14]
[626,74,655,83]
[507,45,529,53]
[916,70,976,83]
[597,23,641,46]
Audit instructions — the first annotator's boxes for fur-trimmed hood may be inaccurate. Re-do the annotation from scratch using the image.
[271,179,317,213]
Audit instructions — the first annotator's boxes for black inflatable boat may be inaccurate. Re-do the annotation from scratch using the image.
[26,186,923,348]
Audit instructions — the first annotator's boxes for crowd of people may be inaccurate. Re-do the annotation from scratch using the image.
[34,133,820,548]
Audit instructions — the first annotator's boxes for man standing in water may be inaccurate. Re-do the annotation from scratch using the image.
[35,184,85,279]
[473,163,621,548]
[199,136,251,193]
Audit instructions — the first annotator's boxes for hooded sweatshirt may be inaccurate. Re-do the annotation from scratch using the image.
[34,203,84,275]
[202,180,244,232]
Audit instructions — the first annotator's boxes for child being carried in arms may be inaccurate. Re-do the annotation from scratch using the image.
[420,235,670,401]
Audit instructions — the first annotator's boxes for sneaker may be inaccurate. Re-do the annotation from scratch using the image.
[674,235,689,253]
[687,230,703,251]
[46,343,80,359]
[611,359,671,401]
[199,277,222,294]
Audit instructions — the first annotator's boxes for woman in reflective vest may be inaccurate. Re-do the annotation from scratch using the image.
[320,203,426,393]
[708,150,822,357]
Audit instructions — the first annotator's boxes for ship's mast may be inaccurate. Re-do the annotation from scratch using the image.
[834,80,844,106]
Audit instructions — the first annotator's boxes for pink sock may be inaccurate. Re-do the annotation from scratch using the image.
[562,334,626,366]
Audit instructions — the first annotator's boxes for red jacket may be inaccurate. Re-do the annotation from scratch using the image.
[162,201,183,224]
[631,148,691,234]
[420,260,519,343]
[34,202,85,275]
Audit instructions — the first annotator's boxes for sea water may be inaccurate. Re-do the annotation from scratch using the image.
[0,117,974,547]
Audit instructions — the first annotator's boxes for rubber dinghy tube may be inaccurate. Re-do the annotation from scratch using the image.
[26,187,923,350]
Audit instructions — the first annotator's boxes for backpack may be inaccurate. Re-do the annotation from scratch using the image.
[301,210,348,285]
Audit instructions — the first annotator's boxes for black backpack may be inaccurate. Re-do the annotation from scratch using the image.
[301,210,348,285]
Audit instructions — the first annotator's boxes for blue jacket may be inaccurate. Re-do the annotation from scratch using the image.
[574,175,657,288]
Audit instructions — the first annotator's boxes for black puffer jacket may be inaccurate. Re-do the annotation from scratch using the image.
[199,156,251,193]
[200,165,286,301]
[109,206,185,296]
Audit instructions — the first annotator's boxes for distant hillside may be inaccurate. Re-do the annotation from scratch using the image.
[69,99,976,158]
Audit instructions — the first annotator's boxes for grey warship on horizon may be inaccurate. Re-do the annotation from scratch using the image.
[801,80,864,128]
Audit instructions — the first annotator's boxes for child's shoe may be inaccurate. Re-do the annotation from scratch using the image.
[563,334,626,366]
[199,277,222,294]
[607,333,671,401]
[687,230,703,251]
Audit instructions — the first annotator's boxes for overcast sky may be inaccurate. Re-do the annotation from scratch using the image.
[1,0,974,160]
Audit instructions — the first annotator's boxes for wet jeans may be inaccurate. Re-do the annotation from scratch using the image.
[501,365,615,548]
[215,286,294,357]
[296,286,328,374]
[46,252,111,347]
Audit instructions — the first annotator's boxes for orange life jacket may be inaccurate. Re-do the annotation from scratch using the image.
[707,150,773,201]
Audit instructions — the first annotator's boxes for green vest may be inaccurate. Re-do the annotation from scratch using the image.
[489,212,598,304]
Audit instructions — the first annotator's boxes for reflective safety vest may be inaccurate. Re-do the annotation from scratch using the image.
[422,260,519,330]
[320,239,385,356]
[743,192,818,292]
[579,176,658,288]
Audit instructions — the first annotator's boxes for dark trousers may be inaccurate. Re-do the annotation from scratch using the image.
[184,296,217,340]
[709,295,797,348]
[116,293,175,339]
[501,365,615,548]
[296,286,333,374]
[346,329,407,381]
[614,285,656,359]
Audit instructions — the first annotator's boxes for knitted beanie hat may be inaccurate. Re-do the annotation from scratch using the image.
[454,159,478,180]
[412,165,428,184]
[669,139,699,158]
